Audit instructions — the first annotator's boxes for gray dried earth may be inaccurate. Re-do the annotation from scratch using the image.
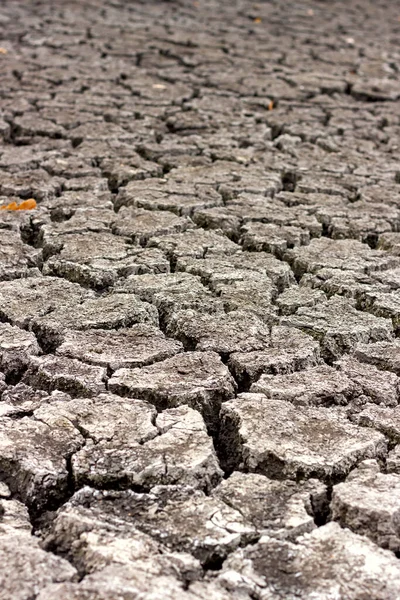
[1,0,400,598]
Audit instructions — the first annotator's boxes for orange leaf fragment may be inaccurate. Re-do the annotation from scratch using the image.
[0,201,18,210]
[0,48,7,55]
[17,198,37,210]
[254,17,262,24]
[0,198,37,211]
[268,100,274,111]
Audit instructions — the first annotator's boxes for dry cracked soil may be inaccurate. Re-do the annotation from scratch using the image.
[1,0,400,598]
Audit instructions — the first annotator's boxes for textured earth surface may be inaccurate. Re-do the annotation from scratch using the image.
[1,0,400,598]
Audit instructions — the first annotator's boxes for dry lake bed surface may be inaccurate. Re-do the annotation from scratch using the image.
[1,0,400,598]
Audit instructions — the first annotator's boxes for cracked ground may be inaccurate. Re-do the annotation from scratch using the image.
[1,0,400,598]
